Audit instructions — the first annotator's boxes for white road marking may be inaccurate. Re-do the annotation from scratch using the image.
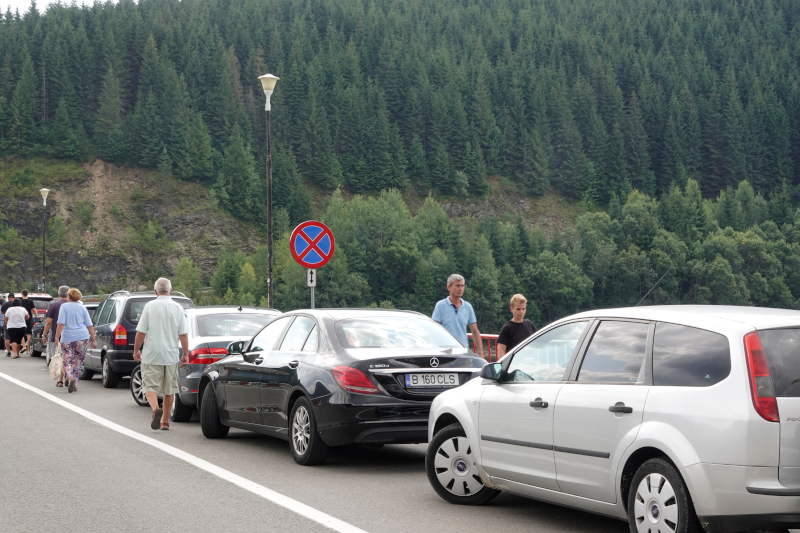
[0,371,369,533]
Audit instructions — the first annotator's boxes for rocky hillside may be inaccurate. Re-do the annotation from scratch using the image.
[0,157,262,292]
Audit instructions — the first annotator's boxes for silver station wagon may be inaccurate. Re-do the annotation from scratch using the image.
[426,306,800,533]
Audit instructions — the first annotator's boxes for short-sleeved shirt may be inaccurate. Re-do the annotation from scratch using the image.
[1,300,14,316]
[497,319,536,353]
[432,297,477,348]
[5,306,29,329]
[46,299,66,342]
[137,295,188,365]
[19,298,35,323]
[57,302,92,343]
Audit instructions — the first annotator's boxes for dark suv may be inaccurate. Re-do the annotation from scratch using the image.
[84,290,193,387]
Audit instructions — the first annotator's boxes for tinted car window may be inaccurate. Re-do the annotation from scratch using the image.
[95,300,114,325]
[125,297,191,324]
[504,321,589,383]
[578,321,650,383]
[250,316,292,352]
[653,323,730,387]
[336,316,463,350]
[195,313,274,337]
[280,316,316,352]
[759,328,800,397]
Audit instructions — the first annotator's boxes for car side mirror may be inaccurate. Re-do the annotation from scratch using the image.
[481,362,502,381]
[227,340,245,355]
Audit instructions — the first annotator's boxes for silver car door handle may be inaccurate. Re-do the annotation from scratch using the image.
[529,397,549,409]
[609,402,633,414]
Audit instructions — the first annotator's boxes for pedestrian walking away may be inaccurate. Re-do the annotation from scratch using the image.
[42,285,70,368]
[5,300,29,359]
[432,273,484,357]
[18,289,35,353]
[1,293,15,356]
[55,288,96,393]
[496,293,536,359]
[133,277,189,431]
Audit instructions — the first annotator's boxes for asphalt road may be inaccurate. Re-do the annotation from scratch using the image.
[0,354,627,533]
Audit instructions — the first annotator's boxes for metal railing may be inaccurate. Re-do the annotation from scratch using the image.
[468,333,501,362]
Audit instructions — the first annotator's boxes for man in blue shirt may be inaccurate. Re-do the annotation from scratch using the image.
[432,274,484,357]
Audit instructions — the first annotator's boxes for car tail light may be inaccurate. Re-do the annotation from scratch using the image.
[187,347,228,365]
[332,366,378,394]
[744,332,779,422]
[113,324,127,346]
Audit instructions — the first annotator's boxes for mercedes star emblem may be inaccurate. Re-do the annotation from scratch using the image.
[430,357,440,367]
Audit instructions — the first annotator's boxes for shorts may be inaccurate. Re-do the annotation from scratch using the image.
[141,363,179,395]
[25,320,32,334]
[7,327,26,344]
[46,341,58,364]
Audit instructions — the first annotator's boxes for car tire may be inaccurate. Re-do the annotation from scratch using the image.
[627,458,701,533]
[101,357,120,388]
[80,368,94,380]
[426,423,499,505]
[289,397,328,466]
[130,365,148,406]
[200,385,229,438]
[171,393,194,422]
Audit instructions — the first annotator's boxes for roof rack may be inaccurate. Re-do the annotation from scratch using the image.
[108,290,188,298]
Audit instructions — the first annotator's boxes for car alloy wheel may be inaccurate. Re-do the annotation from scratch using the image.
[433,435,484,497]
[130,366,147,406]
[633,472,678,533]
[292,405,311,456]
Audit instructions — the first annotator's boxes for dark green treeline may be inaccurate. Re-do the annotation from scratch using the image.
[2,0,800,224]
[187,179,800,332]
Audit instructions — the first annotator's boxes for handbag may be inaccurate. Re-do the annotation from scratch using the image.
[49,345,65,383]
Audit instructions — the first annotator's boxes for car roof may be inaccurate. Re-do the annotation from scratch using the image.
[109,290,190,299]
[186,307,280,316]
[564,305,800,332]
[10,293,52,299]
[287,308,429,320]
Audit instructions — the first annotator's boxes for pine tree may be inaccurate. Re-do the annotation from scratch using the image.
[94,64,125,162]
[51,97,82,159]
[8,49,37,153]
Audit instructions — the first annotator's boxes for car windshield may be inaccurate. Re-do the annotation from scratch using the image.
[195,313,275,337]
[33,300,52,310]
[335,316,463,350]
[126,298,192,324]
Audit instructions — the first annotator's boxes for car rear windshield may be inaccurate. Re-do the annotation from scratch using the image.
[195,313,274,337]
[758,328,800,397]
[336,316,464,350]
[125,298,192,324]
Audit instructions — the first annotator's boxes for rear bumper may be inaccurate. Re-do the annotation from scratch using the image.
[106,350,137,375]
[686,463,800,531]
[316,403,430,446]
[178,366,204,406]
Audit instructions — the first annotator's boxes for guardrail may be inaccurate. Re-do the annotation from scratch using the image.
[468,333,500,362]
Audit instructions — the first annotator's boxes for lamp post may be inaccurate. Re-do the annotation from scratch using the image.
[258,73,279,308]
[39,188,50,293]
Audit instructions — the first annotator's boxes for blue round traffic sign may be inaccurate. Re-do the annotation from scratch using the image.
[290,220,335,269]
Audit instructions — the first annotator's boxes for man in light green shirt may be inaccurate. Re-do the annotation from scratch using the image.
[134,277,189,431]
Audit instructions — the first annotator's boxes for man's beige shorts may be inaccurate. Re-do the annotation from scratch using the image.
[141,363,179,395]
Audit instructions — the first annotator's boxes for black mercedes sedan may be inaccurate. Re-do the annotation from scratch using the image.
[198,309,486,465]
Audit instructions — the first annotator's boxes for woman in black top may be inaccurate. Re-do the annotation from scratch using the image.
[497,293,535,358]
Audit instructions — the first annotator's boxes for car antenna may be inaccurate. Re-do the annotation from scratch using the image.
[635,270,669,306]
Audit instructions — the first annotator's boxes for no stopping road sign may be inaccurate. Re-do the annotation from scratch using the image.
[290,220,335,269]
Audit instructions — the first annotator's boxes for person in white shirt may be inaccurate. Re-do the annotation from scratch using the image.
[133,277,189,431]
[5,300,29,359]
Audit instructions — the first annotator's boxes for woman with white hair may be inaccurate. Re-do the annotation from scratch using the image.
[55,288,97,393]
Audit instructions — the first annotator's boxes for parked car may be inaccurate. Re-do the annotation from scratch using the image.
[32,295,103,360]
[129,306,280,417]
[84,290,192,387]
[198,309,486,465]
[426,305,800,533]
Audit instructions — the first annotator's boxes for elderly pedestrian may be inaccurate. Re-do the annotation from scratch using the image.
[432,273,484,357]
[133,277,189,431]
[42,285,70,382]
[4,300,29,359]
[55,288,96,393]
[496,293,536,358]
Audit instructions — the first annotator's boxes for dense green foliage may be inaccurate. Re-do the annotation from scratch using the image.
[197,179,800,332]
[1,0,800,222]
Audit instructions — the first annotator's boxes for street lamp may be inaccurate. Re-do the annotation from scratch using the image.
[39,188,50,293]
[258,73,279,308]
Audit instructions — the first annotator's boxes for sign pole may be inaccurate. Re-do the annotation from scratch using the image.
[311,286,315,309]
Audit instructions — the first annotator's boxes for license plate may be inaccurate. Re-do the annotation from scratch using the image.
[405,372,459,388]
